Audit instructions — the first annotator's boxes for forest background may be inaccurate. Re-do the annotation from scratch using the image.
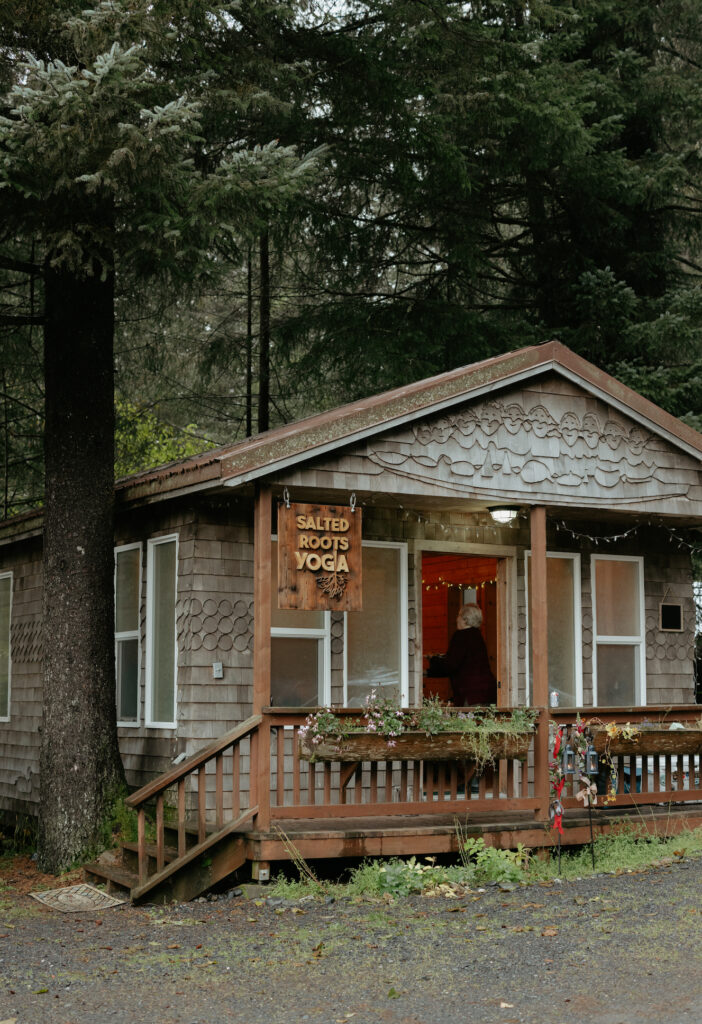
[2,0,702,870]
[4,0,702,511]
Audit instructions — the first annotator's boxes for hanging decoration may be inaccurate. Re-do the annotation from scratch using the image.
[555,518,702,553]
[421,577,497,591]
[550,717,616,871]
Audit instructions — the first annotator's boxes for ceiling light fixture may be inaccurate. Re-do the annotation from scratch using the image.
[488,506,520,525]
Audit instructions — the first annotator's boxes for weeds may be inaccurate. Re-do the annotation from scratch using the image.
[269,824,702,902]
[0,813,38,856]
[533,823,702,881]
[271,826,327,897]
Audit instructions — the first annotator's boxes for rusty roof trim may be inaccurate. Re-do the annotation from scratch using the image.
[4,341,702,530]
[0,509,44,546]
[213,340,702,487]
[217,344,555,483]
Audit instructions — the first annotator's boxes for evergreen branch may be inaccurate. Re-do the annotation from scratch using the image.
[0,314,44,326]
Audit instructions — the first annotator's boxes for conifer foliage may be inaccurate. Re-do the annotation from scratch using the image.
[0,0,319,871]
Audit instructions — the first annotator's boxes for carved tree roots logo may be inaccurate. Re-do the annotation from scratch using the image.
[315,571,349,600]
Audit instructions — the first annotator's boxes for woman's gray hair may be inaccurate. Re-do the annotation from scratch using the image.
[457,603,483,629]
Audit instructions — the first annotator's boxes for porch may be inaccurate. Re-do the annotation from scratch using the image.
[85,702,702,903]
[95,347,702,900]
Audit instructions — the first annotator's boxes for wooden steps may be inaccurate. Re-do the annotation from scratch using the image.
[84,810,255,905]
[84,859,139,897]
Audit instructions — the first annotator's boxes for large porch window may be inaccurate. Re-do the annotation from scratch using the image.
[270,540,331,706]
[345,541,408,707]
[592,555,645,705]
[114,544,141,725]
[526,552,582,707]
[0,572,11,721]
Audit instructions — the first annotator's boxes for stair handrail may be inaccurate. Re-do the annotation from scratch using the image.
[125,713,262,809]
[124,713,263,891]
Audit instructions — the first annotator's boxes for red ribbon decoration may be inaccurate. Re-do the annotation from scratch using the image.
[552,778,565,835]
[551,727,565,835]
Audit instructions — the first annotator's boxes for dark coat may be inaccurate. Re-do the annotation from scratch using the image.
[445,627,497,706]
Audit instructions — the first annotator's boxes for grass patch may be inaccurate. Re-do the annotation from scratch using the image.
[533,823,702,881]
[268,825,702,901]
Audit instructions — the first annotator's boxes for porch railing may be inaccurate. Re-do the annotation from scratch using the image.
[551,706,702,809]
[123,703,701,894]
[124,714,261,896]
[260,707,541,821]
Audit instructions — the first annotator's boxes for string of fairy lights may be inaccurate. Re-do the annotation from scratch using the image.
[554,518,702,553]
[421,577,497,592]
[356,491,702,563]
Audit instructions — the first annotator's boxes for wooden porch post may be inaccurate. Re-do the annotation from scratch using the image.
[253,484,272,830]
[530,506,550,821]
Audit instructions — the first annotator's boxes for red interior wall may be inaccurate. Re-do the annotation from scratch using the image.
[421,553,498,701]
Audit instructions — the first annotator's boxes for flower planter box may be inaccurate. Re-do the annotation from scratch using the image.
[299,729,532,764]
[591,728,702,758]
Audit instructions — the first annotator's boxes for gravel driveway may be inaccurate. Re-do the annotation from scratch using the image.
[1,856,701,1024]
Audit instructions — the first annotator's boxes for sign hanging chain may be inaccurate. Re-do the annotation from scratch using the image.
[350,492,357,513]
[283,487,290,509]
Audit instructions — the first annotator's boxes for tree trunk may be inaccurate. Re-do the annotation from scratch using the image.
[257,231,270,434]
[38,258,125,873]
[246,244,253,437]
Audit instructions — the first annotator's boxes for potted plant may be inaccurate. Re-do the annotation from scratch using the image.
[298,693,537,768]
[590,719,702,757]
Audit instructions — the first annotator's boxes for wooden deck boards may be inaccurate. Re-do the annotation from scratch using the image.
[238,802,702,863]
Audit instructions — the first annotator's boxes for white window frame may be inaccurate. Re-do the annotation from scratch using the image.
[270,619,332,706]
[591,554,646,706]
[145,534,179,729]
[524,551,583,708]
[270,537,331,706]
[343,540,409,707]
[114,543,142,728]
[0,571,12,723]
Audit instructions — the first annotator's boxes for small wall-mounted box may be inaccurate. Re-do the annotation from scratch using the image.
[659,602,683,632]
[212,662,224,679]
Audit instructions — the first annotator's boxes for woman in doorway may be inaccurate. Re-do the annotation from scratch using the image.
[445,603,497,706]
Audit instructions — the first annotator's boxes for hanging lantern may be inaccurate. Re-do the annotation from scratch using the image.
[561,742,576,775]
[549,799,564,824]
[585,743,599,776]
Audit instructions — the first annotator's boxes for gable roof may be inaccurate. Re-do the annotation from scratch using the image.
[116,340,702,505]
[3,340,702,543]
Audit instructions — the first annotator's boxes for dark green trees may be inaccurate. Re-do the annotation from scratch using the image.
[0,0,317,870]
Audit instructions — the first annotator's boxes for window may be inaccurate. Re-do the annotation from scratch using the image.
[592,555,645,706]
[146,535,178,727]
[0,572,11,721]
[270,540,330,706]
[345,542,408,707]
[115,544,141,725]
[526,553,582,707]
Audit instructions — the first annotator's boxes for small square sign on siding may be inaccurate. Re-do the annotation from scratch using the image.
[277,501,362,611]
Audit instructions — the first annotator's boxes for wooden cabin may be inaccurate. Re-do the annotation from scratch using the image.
[1,341,701,901]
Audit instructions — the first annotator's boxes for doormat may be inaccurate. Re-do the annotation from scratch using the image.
[30,883,126,912]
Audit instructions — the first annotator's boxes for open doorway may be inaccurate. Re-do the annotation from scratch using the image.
[421,552,502,704]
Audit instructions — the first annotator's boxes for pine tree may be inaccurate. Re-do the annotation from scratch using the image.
[0,0,318,871]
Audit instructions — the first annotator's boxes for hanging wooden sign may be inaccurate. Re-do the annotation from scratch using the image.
[278,501,362,611]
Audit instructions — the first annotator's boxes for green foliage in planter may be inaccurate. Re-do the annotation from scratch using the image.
[300,695,537,768]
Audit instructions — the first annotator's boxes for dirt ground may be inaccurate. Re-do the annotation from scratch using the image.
[1,854,701,1024]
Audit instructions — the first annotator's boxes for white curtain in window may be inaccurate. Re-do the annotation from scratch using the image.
[346,545,403,707]
[149,539,177,725]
